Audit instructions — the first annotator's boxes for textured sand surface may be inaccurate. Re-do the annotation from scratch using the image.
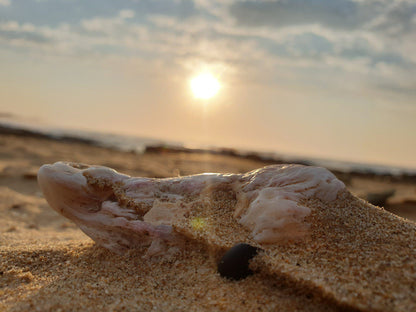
[258,192,416,311]
[1,134,416,311]
[2,242,347,312]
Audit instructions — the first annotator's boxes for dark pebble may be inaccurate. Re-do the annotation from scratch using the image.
[217,243,260,280]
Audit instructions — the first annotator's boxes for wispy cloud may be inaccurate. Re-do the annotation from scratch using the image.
[0,0,415,96]
[0,21,52,45]
[229,0,416,35]
[0,0,10,7]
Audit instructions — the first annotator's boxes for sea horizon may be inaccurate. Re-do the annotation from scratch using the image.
[1,119,415,177]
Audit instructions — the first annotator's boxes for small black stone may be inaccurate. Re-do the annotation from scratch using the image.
[217,243,260,280]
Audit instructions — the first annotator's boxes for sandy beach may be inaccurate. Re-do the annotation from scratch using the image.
[1,133,416,311]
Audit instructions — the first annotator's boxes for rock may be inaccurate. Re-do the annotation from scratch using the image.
[366,189,395,207]
[217,243,260,280]
[37,162,345,253]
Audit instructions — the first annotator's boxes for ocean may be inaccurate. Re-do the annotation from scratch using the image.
[1,119,415,176]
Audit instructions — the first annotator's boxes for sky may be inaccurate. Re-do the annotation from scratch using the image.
[0,0,415,168]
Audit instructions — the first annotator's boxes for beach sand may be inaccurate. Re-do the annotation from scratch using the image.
[1,133,416,311]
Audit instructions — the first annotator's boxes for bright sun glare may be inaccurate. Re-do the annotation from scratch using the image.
[190,72,221,100]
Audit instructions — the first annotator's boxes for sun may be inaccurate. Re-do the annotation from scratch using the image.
[190,72,221,99]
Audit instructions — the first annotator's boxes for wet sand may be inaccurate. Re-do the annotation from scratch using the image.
[1,133,416,311]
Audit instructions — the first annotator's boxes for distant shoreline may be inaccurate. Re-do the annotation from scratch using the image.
[0,124,99,146]
[1,122,415,182]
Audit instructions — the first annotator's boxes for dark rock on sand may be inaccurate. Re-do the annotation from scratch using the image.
[366,189,395,207]
[217,243,260,280]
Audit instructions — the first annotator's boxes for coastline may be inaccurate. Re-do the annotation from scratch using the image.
[1,130,416,311]
[2,121,415,178]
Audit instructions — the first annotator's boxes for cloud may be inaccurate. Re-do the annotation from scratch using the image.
[369,1,416,35]
[229,0,416,35]
[230,0,364,30]
[80,10,140,34]
[284,32,334,57]
[0,0,414,98]
[0,0,199,27]
[0,21,52,44]
[0,29,50,43]
[0,0,10,6]
[119,9,135,19]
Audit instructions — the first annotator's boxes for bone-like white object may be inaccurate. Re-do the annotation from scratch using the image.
[38,162,345,253]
